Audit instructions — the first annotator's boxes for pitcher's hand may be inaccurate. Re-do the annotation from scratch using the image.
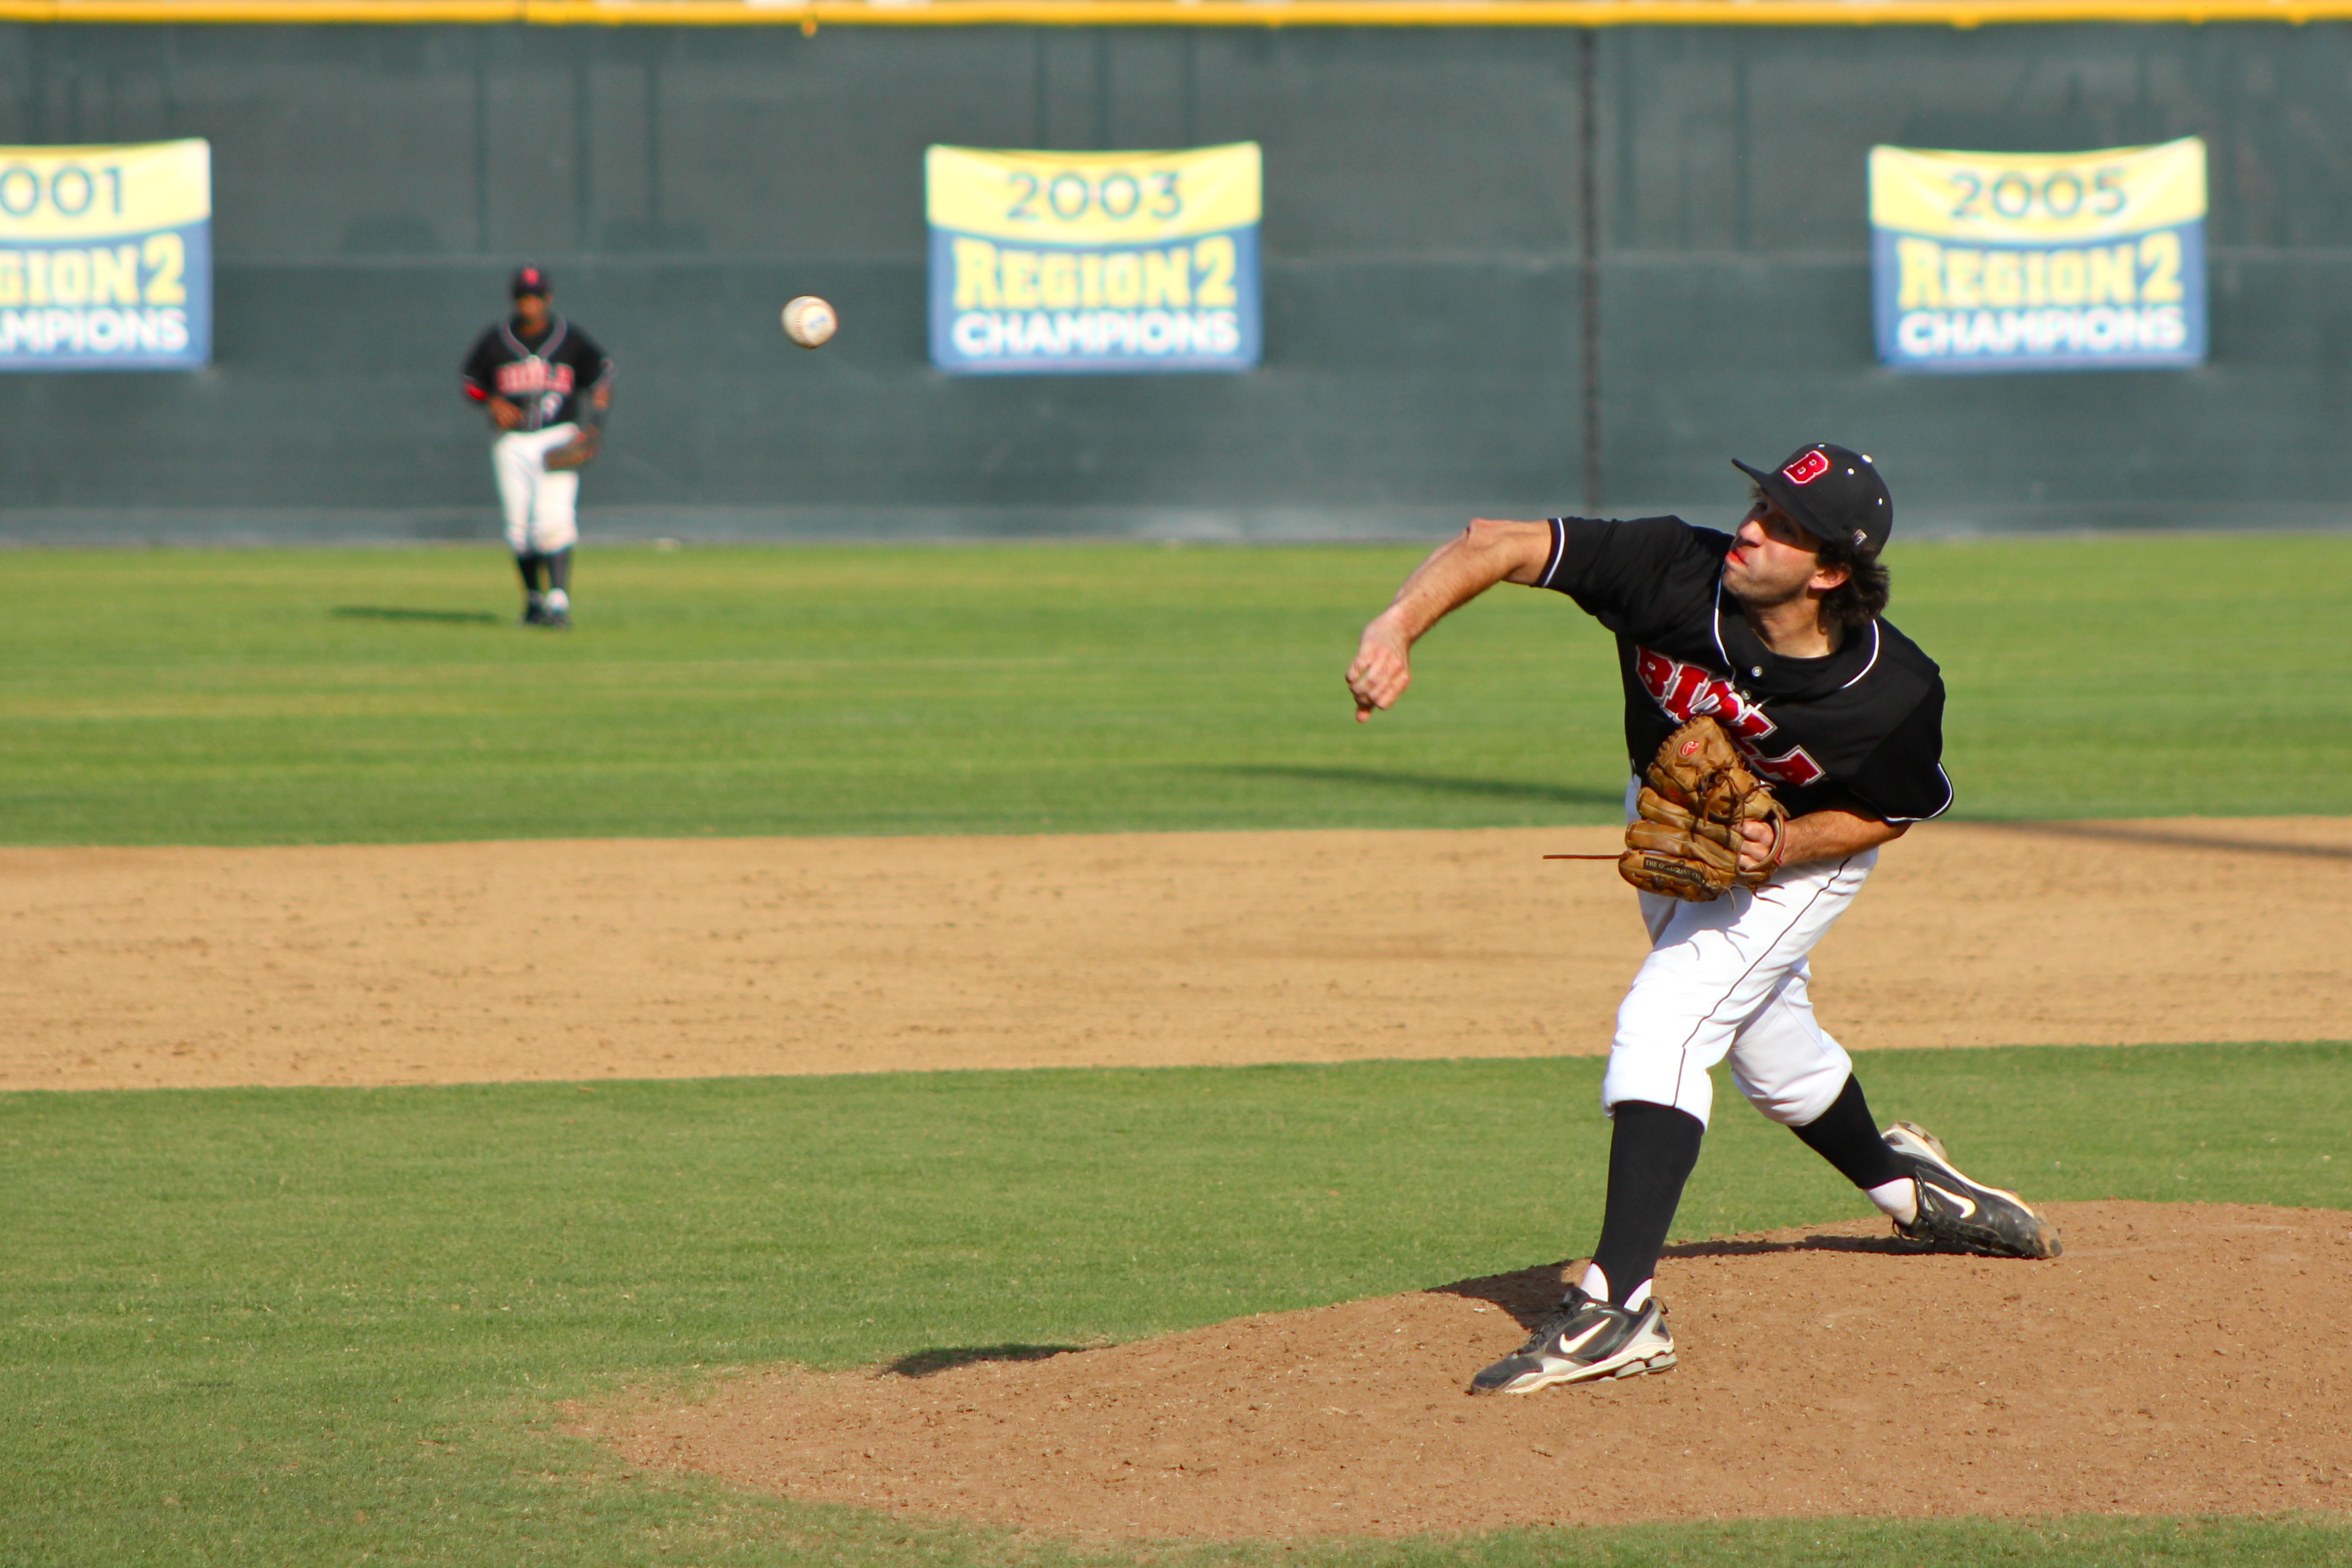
[1736,817,1784,875]
[1346,621,1412,722]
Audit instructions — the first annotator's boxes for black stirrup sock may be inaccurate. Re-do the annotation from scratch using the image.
[1588,1100,1706,1308]
[545,548,572,595]
[1790,1074,1908,1191]
[514,551,544,593]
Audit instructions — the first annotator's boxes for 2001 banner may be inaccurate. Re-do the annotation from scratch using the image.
[1870,137,2205,374]
[0,139,210,371]
[928,142,1260,375]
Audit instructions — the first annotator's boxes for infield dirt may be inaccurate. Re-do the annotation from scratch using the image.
[3,816,2347,1092]
[579,1201,2352,1541]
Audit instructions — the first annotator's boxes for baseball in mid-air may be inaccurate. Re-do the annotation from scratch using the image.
[781,295,837,349]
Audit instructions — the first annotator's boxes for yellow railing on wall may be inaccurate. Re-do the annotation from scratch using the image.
[6,0,2348,25]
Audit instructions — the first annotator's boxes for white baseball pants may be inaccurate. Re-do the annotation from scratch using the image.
[492,425,581,554]
[1601,780,1876,1131]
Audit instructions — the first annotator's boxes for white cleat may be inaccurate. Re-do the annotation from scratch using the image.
[1469,1286,1676,1395]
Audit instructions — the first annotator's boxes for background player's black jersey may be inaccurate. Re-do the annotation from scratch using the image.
[461,317,612,432]
[1539,516,1952,823]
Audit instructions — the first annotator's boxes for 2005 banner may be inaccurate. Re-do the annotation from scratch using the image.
[928,142,1260,375]
[0,138,210,371]
[1871,137,2206,374]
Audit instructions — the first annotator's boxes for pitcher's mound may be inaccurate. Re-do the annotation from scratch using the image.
[580,1202,2352,1540]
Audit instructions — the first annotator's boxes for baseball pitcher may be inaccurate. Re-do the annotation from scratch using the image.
[1346,444,2060,1395]
[461,265,613,630]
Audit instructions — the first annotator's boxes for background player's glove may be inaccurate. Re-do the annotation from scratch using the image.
[542,428,600,471]
[543,404,605,472]
[1619,716,1787,901]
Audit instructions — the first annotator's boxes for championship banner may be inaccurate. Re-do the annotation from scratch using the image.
[0,139,210,372]
[1870,137,2206,374]
[927,142,1260,375]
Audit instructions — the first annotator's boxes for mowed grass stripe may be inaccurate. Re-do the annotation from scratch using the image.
[4,1043,2348,1566]
[1,535,2347,843]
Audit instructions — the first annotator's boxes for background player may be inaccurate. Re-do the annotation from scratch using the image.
[461,266,614,630]
[1345,444,2061,1395]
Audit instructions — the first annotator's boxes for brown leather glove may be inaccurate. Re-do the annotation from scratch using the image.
[1619,716,1788,901]
[542,428,600,471]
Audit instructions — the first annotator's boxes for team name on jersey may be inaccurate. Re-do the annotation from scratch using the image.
[494,358,574,397]
[1634,647,1827,788]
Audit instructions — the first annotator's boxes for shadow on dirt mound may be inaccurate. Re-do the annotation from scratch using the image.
[884,1343,1085,1378]
[1432,1232,1925,1331]
[1662,1231,1920,1259]
[1427,1262,1569,1331]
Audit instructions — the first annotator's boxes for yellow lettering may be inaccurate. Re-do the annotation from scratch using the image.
[142,232,187,305]
[2047,248,2085,306]
[1896,238,1944,310]
[90,244,140,306]
[1000,249,1040,310]
[1942,247,1983,310]
[1143,246,1191,308]
[27,249,50,306]
[49,248,89,305]
[1982,250,2022,308]
[2139,230,2184,304]
[0,251,20,308]
[952,238,1000,309]
[1079,253,1103,310]
[1192,235,1239,308]
[1103,251,1141,309]
[2087,243,2136,305]
[2024,250,2047,307]
[1039,252,1078,310]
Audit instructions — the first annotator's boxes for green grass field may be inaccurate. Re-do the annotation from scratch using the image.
[4,538,2348,1565]
[6,1044,2349,1567]
[0,535,2346,843]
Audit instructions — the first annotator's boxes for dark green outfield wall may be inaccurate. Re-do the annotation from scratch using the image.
[1,22,2349,542]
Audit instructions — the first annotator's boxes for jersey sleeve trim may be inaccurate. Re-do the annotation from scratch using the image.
[1879,764,1955,823]
[1537,519,1567,589]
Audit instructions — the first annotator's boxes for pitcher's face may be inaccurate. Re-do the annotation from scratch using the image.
[1721,503,1846,609]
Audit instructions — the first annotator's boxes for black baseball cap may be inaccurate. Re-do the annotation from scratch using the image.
[1732,443,1892,555]
[510,264,552,297]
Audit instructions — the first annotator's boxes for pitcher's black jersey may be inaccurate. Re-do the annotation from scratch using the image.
[1538,516,1952,823]
[461,316,612,432]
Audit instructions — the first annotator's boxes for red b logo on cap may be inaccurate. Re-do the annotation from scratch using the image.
[1782,450,1831,485]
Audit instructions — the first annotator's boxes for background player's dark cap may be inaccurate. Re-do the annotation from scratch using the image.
[1731,443,1892,555]
[510,265,552,298]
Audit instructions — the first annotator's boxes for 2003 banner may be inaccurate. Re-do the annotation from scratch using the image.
[928,141,1260,375]
[0,138,210,371]
[1870,137,2206,374]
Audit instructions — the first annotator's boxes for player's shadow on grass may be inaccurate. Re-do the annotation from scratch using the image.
[883,1343,1086,1379]
[332,606,502,625]
[1209,765,1625,809]
[1436,1235,1916,1329]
